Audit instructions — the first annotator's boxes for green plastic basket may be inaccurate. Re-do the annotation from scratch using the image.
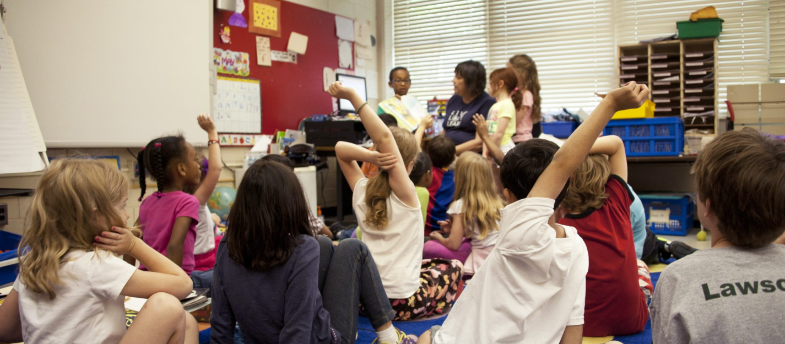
[677,18,723,39]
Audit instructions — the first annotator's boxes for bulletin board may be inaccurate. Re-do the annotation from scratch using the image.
[214,0,349,136]
[214,77,262,133]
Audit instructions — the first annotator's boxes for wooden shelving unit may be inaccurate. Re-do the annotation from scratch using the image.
[618,38,719,135]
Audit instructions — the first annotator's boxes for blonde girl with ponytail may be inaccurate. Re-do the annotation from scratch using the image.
[330,82,464,321]
[0,159,198,344]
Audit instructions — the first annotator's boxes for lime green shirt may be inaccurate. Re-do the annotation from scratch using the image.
[416,186,429,224]
[487,98,517,146]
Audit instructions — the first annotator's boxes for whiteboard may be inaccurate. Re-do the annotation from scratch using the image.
[3,0,214,147]
[213,77,262,133]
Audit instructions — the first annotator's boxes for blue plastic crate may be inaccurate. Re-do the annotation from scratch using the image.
[0,231,22,286]
[639,195,694,236]
[542,121,578,138]
[603,117,684,157]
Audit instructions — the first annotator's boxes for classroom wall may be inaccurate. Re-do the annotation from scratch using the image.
[0,0,386,236]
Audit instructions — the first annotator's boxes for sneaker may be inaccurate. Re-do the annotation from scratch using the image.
[668,241,698,259]
[372,327,418,344]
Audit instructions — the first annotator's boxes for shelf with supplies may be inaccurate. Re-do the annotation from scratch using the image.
[618,38,719,135]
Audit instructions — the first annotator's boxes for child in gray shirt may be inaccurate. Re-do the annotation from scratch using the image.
[651,128,785,344]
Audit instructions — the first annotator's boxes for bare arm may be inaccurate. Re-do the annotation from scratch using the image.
[455,137,483,155]
[429,214,466,251]
[559,325,583,344]
[415,115,434,148]
[329,82,418,207]
[335,142,397,192]
[528,82,648,201]
[166,217,194,267]
[94,227,193,299]
[492,117,510,146]
[589,135,627,181]
[0,289,23,343]
[473,114,505,165]
[193,114,222,205]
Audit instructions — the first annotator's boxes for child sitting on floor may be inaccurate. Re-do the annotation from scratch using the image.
[423,152,503,275]
[409,152,433,224]
[417,81,650,344]
[557,135,651,337]
[330,81,464,321]
[651,128,785,343]
[424,135,457,235]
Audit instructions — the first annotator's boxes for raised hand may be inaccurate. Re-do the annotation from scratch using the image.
[94,226,139,256]
[421,115,434,129]
[472,114,489,138]
[328,81,358,100]
[197,113,216,133]
[605,81,650,112]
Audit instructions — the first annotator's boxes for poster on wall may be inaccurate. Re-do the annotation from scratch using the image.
[213,48,250,76]
[338,39,353,69]
[249,0,282,38]
[256,36,272,66]
[228,0,248,28]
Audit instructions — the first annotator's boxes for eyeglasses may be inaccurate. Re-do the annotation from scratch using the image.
[392,79,412,84]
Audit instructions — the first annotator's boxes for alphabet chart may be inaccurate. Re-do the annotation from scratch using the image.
[213,77,262,133]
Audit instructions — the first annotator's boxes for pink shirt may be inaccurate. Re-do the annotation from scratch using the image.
[138,191,199,274]
[513,90,535,143]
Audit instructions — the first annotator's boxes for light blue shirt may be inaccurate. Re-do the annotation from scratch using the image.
[628,185,646,259]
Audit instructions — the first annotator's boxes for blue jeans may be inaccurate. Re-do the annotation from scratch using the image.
[190,269,213,297]
[316,236,395,344]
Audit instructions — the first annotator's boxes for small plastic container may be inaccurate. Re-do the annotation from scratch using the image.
[612,100,656,120]
[639,195,694,236]
[542,121,578,138]
[677,18,724,39]
[685,135,702,154]
[0,231,23,286]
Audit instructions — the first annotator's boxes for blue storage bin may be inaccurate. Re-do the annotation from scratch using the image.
[542,121,578,138]
[603,117,684,157]
[639,195,694,236]
[0,231,22,286]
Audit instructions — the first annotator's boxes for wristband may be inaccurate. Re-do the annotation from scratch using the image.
[208,140,220,146]
[355,102,368,114]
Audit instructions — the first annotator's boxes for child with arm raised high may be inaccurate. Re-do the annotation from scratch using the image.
[329,82,465,321]
[417,82,649,344]
[0,159,197,344]
[190,114,222,286]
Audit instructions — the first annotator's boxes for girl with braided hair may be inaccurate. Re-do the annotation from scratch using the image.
[135,115,209,287]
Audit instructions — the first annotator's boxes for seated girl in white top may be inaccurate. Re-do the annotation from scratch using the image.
[0,159,198,344]
[427,152,503,275]
[330,82,464,321]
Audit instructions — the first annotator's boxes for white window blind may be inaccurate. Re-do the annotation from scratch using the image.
[392,0,489,102]
[771,0,785,78]
[615,0,770,116]
[488,0,617,112]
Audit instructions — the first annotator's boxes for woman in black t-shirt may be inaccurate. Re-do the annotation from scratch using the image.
[443,61,496,154]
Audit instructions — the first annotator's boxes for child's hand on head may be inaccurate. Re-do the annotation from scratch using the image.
[421,115,434,129]
[472,114,489,138]
[197,113,216,133]
[94,226,138,256]
[605,81,650,112]
[328,82,357,100]
[371,151,398,171]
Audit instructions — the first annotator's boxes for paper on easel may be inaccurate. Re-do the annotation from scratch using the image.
[255,36,271,66]
[354,19,371,47]
[5,34,45,153]
[250,135,272,152]
[323,67,335,91]
[335,16,354,41]
[287,32,308,55]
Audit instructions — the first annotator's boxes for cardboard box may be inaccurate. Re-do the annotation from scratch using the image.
[761,104,785,124]
[761,83,785,103]
[727,84,759,103]
[732,104,760,125]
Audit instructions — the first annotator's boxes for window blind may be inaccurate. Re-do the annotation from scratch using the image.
[488,0,618,112]
[771,0,785,78]
[392,0,489,102]
[614,0,770,116]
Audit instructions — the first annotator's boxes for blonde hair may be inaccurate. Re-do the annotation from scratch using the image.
[364,127,419,229]
[452,152,504,239]
[561,154,611,214]
[19,159,130,299]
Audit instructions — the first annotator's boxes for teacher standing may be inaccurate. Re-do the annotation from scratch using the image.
[443,60,496,154]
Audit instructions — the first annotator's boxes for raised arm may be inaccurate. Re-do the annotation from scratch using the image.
[193,114,222,205]
[588,135,627,182]
[415,115,434,148]
[473,114,505,165]
[335,142,396,192]
[329,82,418,207]
[528,82,648,201]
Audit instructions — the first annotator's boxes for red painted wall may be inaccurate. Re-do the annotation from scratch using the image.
[214,1,343,135]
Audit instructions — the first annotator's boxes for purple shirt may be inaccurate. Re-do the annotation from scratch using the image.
[138,191,199,274]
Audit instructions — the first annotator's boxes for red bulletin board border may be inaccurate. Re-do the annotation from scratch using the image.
[214,0,350,136]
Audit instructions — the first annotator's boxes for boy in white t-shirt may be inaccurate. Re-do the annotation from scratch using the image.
[417,82,650,344]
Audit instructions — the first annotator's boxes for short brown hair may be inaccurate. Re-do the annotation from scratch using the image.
[428,136,456,168]
[692,128,785,248]
[561,154,611,213]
